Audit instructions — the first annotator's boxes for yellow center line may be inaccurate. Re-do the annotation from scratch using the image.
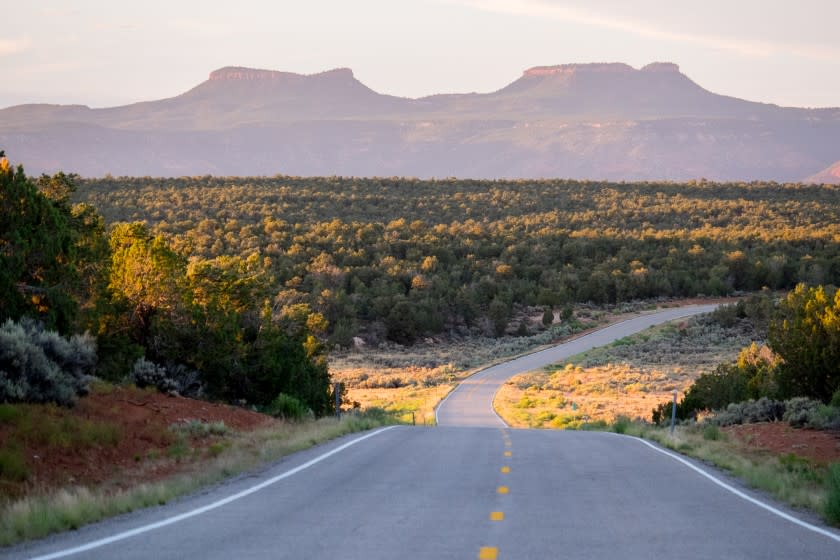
[497,485,509,494]
[504,451,512,457]
[490,511,504,521]
[500,466,510,474]
[479,546,498,559]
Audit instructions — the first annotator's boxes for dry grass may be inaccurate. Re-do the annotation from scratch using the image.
[495,313,759,428]
[0,412,391,546]
[329,305,628,421]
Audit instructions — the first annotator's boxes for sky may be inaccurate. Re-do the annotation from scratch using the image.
[1,0,838,109]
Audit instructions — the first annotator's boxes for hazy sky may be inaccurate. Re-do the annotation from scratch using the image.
[2,0,838,109]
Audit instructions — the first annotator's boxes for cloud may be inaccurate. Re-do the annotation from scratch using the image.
[446,0,840,60]
[0,37,32,56]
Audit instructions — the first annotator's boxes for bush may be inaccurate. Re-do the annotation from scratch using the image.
[0,318,95,406]
[169,419,230,438]
[265,393,311,421]
[612,415,631,434]
[651,399,694,425]
[358,406,391,423]
[710,398,786,426]
[541,307,554,326]
[783,397,823,428]
[130,358,203,398]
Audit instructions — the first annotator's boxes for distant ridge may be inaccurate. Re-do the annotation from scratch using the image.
[1,62,838,180]
[804,160,840,184]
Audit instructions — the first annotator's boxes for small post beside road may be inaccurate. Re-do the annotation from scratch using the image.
[670,389,677,435]
[334,382,342,419]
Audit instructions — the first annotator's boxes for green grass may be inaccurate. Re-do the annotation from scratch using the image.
[0,404,23,424]
[611,415,631,434]
[169,420,231,439]
[612,422,837,526]
[0,404,122,487]
[0,447,29,483]
[0,409,394,547]
[1,404,122,450]
[826,464,840,525]
[703,424,724,441]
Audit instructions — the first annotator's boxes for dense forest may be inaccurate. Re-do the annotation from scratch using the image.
[77,175,840,346]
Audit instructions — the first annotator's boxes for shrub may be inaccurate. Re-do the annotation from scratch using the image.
[541,307,554,326]
[358,406,391,423]
[651,399,694,425]
[0,318,95,406]
[812,406,840,430]
[131,358,175,393]
[781,398,840,429]
[169,420,230,438]
[265,393,311,421]
[130,358,203,398]
[826,463,840,526]
[710,398,786,426]
[783,397,822,428]
[612,415,631,434]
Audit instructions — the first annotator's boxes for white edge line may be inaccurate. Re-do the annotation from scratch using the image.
[29,426,399,560]
[612,432,840,543]
[434,381,458,425]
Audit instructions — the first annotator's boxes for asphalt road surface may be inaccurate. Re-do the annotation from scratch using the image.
[8,306,840,559]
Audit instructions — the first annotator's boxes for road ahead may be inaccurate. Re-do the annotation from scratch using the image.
[8,305,840,559]
[436,305,720,427]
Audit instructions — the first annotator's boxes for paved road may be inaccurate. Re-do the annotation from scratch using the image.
[436,305,720,427]
[8,304,840,559]
[10,427,838,559]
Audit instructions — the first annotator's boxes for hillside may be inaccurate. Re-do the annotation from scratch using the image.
[805,160,840,184]
[1,62,839,180]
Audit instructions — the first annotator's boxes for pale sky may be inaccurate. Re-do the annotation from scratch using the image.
[1,0,838,109]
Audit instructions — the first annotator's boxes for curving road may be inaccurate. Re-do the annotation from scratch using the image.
[7,305,840,559]
[436,305,720,427]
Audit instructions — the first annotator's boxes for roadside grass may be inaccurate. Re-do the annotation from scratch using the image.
[610,421,838,526]
[344,385,448,425]
[0,403,122,451]
[0,410,394,547]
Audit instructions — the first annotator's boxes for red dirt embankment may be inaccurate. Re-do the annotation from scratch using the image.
[725,423,840,465]
[0,386,271,494]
